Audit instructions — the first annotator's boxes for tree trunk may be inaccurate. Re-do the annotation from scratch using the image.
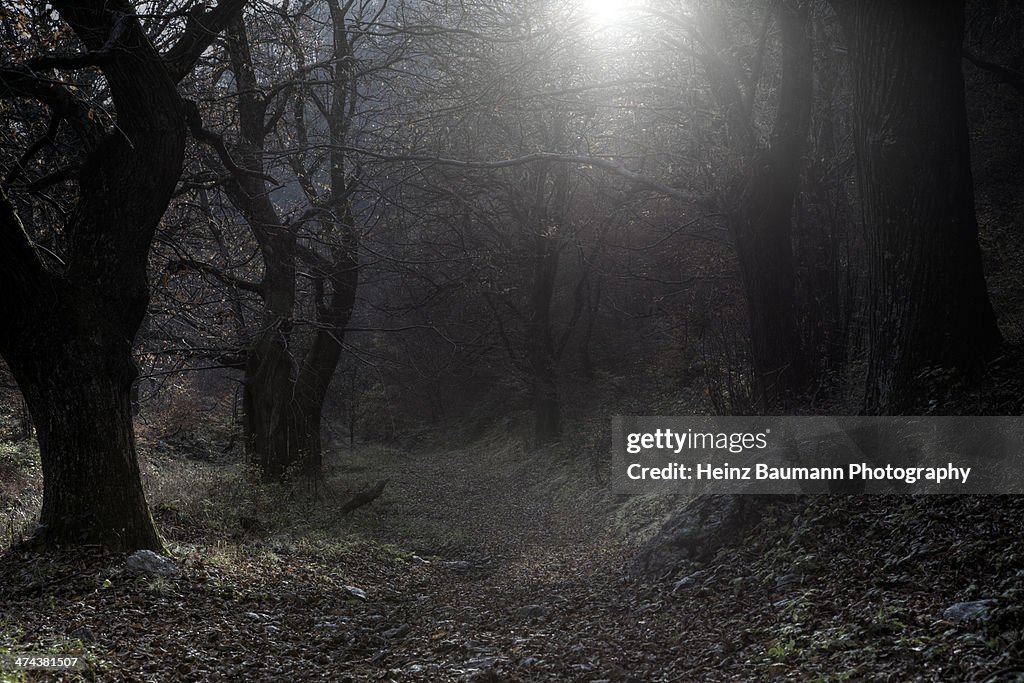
[15,393,32,441]
[292,243,359,476]
[8,335,161,550]
[731,153,806,408]
[243,379,328,483]
[239,222,299,481]
[529,221,562,446]
[579,280,600,379]
[243,343,295,481]
[0,0,231,549]
[729,2,813,410]
[237,219,359,482]
[833,0,1002,412]
[697,1,813,410]
[0,216,163,549]
[219,9,359,480]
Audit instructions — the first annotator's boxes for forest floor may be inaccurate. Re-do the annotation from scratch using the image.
[2,431,1024,682]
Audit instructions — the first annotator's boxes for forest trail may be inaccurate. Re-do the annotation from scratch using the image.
[323,439,673,680]
[0,438,696,682]
[2,440,1023,681]
[342,437,614,563]
[252,442,1024,681]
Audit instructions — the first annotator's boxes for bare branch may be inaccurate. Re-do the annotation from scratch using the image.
[338,147,698,203]
[0,187,51,314]
[163,0,249,83]
[24,165,79,192]
[28,12,129,70]
[184,100,281,185]
[167,257,264,296]
[0,67,102,147]
[3,112,62,187]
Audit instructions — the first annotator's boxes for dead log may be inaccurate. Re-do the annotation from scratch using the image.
[340,478,389,514]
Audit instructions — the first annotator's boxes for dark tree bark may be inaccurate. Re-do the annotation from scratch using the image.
[736,2,813,409]
[3,308,162,549]
[832,0,1002,412]
[578,276,602,379]
[696,1,814,409]
[0,0,243,550]
[216,14,299,481]
[523,154,570,446]
[214,8,359,481]
[530,228,561,445]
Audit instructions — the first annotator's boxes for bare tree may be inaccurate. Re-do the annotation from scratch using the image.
[0,0,243,549]
[164,0,404,479]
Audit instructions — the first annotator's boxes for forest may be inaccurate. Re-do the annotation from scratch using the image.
[1,0,1023,679]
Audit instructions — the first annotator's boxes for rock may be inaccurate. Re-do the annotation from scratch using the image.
[125,550,178,578]
[244,611,274,622]
[70,626,95,643]
[943,599,998,623]
[632,495,780,576]
[442,560,473,573]
[516,604,548,620]
[464,656,501,669]
[672,570,707,593]
[343,585,368,601]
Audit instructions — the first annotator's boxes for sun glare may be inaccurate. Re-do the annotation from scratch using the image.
[581,0,629,25]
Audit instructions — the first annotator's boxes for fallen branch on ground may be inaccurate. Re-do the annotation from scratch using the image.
[340,479,389,514]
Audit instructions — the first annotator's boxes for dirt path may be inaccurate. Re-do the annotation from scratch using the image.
[329,443,657,680]
[2,444,1021,681]
[1,442,671,682]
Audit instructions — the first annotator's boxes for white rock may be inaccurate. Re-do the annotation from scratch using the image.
[125,550,178,578]
[343,585,368,601]
[943,599,997,623]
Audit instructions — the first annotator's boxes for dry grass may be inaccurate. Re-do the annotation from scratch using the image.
[0,440,41,549]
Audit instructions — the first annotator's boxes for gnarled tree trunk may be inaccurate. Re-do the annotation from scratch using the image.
[215,8,360,481]
[6,316,161,549]
[0,0,242,549]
